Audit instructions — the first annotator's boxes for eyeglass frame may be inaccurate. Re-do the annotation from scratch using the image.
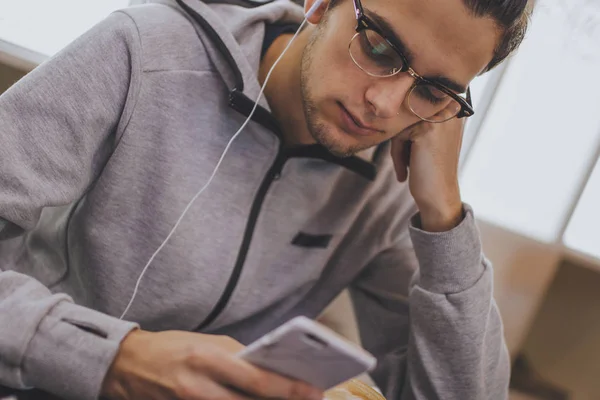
[349,0,475,121]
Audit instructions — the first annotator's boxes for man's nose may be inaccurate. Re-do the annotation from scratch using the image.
[364,73,414,119]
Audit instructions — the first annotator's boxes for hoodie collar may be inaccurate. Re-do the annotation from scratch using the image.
[171,0,380,181]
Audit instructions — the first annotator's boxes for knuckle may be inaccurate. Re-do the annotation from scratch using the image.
[247,373,269,395]
[297,383,321,400]
[289,382,309,400]
[174,380,200,400]
[184,346,205,366]
[273,376,306,399]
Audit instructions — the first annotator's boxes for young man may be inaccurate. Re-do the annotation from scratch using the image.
[0,0,530,398]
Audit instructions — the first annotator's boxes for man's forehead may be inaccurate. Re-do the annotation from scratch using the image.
[367,0,500,87]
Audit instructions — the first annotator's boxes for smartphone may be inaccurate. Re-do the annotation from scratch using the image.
[237,316,377,391]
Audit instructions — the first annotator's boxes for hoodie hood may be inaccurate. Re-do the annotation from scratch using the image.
[152,0,305,112]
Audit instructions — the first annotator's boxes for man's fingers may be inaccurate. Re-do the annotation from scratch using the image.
[175,376,254,400]
[434,102,461,122]
[206,355,323,400]
[391,138,410,182]
[456,121,465,156]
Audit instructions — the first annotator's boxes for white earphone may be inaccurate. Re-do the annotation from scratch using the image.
[119,0,326,320]
[305,0,325,19]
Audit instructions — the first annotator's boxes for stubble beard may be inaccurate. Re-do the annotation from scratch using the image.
[299,30,371,158]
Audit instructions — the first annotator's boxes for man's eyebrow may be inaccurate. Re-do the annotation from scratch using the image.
[366,9,469,94]
[367,10,416,62]
[427,75,468,94]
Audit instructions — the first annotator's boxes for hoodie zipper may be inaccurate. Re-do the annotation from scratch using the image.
[193,89,377,331]
[196,147,286,331]
[195,90,286,330]
[178,3,376,331]
[179,0,290,330]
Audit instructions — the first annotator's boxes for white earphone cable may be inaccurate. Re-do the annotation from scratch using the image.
[119,17,309,320]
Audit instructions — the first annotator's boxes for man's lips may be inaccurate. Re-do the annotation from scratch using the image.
[337,102,383,136]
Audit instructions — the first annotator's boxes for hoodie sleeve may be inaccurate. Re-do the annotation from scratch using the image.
[350,205,510,400]
[0,11,141,400]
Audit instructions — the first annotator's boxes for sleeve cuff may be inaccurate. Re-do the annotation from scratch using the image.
[21,301,138,400]
[409,204,485,294]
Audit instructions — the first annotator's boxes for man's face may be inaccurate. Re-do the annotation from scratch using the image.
[300,0,500,157]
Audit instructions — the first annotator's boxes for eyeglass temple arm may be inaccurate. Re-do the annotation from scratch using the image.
[456,87,474,119]
[353,0,364,19]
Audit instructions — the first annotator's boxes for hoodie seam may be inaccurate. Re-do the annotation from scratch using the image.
[54,10,145,290]
[113,10,144,143]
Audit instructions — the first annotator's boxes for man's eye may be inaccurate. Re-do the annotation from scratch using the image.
[360,32,395,65]
[414,84,449,104]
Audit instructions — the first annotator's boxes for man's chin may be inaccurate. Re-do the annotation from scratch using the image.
[304,103,379,157]
[326,147,355,158]
[312,128,374,158]
[314,135,356,158]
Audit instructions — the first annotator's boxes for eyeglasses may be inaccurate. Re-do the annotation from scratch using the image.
[349,0,475,123]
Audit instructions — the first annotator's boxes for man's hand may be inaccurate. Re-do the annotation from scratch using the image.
[101,330,324,400]
[391,111,465,232]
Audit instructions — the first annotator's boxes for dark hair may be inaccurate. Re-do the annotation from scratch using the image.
[463,0,532,72]
[324,0,532,73]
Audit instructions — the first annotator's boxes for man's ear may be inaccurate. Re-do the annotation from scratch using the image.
[304,0,329,24]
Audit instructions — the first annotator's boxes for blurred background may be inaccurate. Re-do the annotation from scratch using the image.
[1,0,599,399]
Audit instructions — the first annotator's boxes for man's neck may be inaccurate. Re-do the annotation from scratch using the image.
[258,28,316,148]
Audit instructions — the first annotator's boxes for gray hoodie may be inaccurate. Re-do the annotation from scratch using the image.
[0,0,510,399]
